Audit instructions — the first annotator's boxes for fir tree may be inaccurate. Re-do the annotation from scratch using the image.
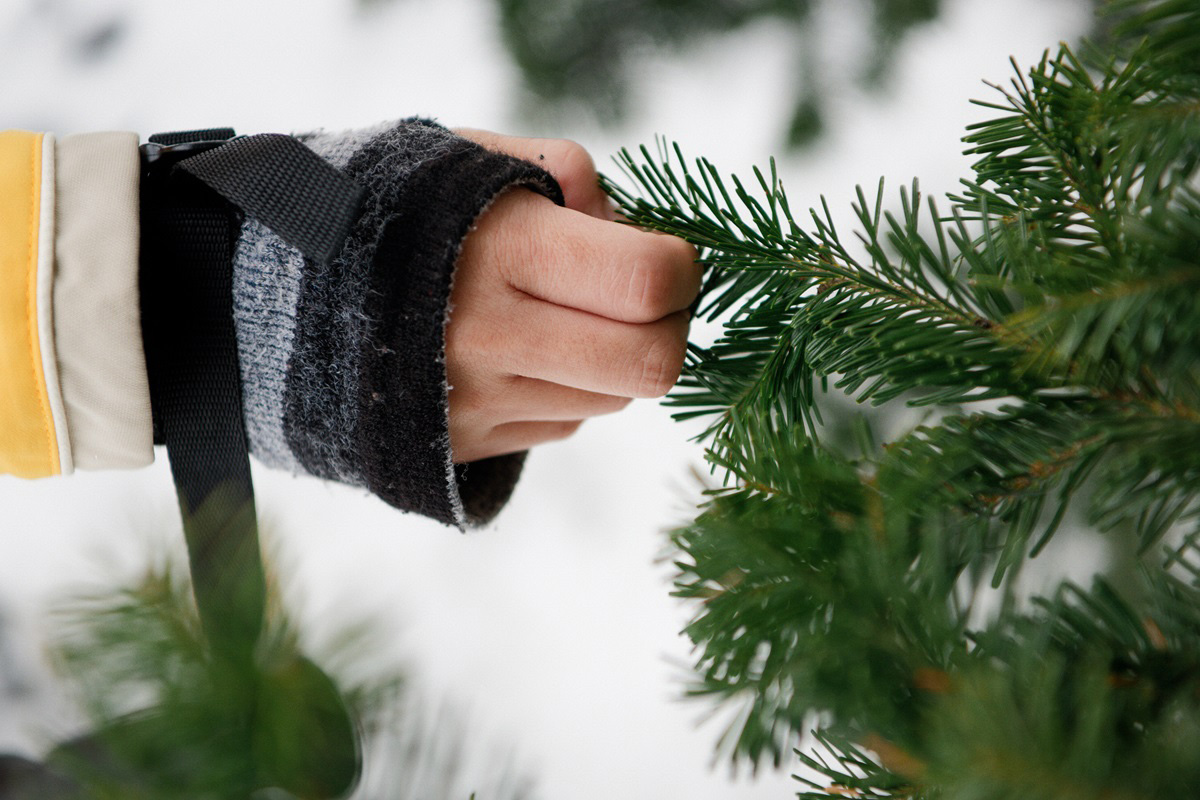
[604,0,1200,796]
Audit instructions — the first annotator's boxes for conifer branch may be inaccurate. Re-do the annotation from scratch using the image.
[604,0,1200,795]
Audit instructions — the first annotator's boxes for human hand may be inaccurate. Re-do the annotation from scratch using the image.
[447,131,700,463]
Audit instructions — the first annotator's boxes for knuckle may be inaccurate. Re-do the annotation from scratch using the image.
[543,139,597,189]
[447,380,488,421]
[489,193,549,285]
[445,310,495,360]
[622,253,676,322]
[547,419,584,442]
[633,329,686,398]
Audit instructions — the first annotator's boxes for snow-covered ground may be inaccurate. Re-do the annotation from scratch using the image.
[0,1,1091,797]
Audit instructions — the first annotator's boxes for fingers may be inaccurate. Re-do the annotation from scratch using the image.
[453,296,690,398]
[455,128,614,220]
[463,189,700,324]
[446,128,699,463]
[453,419,585,463]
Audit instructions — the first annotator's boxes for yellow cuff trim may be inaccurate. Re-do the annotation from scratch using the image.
[0,130,61,478]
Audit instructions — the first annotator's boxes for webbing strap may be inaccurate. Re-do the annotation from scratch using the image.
[141,163,264,663]
[179,134,366,265]
[142,131,364,662]
[135,129,366,798]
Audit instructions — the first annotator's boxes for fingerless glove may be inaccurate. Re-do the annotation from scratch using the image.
[231,119,562,527]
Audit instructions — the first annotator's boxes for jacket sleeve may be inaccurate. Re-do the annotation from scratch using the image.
[0,122,561,529]
[0,130,152,479]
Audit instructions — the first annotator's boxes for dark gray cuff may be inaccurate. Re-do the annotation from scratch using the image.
[231,120,563,527]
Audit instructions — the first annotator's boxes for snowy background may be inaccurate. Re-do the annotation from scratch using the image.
[0,1,1091,797]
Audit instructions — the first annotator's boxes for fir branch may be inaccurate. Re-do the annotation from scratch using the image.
[605,0,1200,794]
[606,151,1043,447]
[47,555,538,800]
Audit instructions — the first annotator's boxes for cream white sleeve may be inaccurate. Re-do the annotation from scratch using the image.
[54,131,154,471]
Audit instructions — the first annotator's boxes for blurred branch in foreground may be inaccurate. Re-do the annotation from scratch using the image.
[0,549,536,800]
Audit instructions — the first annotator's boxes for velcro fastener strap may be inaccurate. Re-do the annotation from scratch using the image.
[178,134,366,265]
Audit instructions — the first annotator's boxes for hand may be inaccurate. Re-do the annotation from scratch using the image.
[447,130,700,463]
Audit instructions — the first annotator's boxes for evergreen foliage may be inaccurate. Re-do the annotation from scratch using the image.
[604,0,1200,795]
[354,0,1105,147]
[493,0,942,146]
[489,0,1107,147]
[39,560,536,800]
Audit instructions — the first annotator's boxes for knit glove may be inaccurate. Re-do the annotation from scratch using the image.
[230,119,563,527]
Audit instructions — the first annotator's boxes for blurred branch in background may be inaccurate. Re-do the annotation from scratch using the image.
[360,0,1101,147]
[20,0,1100,148]
[495,0,937,147]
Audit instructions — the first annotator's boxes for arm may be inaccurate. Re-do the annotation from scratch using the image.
[0,121,697,527]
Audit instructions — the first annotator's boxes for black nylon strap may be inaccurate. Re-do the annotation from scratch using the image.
[134,129,365,797]
[142,131,365,658]
[178,134,366,265]
[140,128,364,662]
[140,149,264,663]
